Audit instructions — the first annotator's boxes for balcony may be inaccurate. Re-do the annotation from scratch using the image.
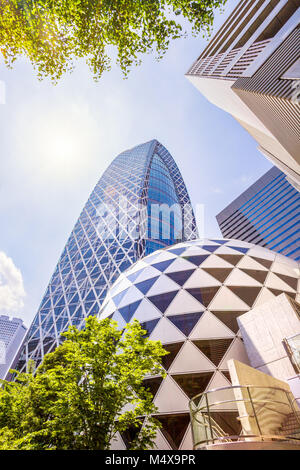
[190,385,300,450]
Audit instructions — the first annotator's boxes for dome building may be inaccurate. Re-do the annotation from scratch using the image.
[99,238,300,450]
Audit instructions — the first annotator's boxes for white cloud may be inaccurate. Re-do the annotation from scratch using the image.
[0,252,26,315]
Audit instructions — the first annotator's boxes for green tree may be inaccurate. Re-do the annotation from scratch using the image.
[0,316,167,450]
[0,0,226,82]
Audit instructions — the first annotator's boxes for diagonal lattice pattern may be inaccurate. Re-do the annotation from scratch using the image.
[15,140,198,373]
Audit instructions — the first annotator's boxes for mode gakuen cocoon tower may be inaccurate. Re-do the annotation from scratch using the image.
[14,140,198,373]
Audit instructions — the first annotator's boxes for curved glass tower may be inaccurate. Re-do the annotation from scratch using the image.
[15,140,198,372]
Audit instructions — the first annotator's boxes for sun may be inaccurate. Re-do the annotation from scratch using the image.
[17,102,98,182]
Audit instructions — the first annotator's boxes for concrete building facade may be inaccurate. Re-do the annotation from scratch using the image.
[186,0,300,190]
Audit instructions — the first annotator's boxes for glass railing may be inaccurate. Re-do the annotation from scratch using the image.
[189,385,300,449]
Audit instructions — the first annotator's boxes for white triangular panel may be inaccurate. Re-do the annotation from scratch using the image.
[265,272,295,293]
[153,429,172,450]
[214,245,244,255]
[164,257,196,273]
[184,268,222,289]
[132,298,162,322]
[149,317,186,343]
[274,253,299,269]
[147,275,180,296]
[209,286,250,311]
[110,277,132,297]
[237,255,268,271]
[169,341,215,373]
[134,266,162,283]
[110,432,127,450]
[128,260,148,274]
[111,311,127,329]
[219,338,250,369]
[205,371,238,411]
[189,311,235,339]
[154,375,189,413]
[183,247,212,256]
[166,290,205,315]
[201,255,234,269]
[224,268,262,287]
[224,240,252,248]
[179,424,193,450]
[247,247,275,261]
[253,287,276,308]
[102,299,117,317]
[151,251,177,263]
[118,285,144,308]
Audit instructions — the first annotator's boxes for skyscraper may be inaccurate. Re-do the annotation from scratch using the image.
[216,166,300,261]
[186,0,300,190]
[15,140,198,372]
[0,315,27,379]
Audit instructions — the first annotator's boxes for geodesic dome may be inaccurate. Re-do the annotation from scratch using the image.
[99,239,300,450]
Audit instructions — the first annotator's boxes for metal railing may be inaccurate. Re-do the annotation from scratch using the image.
[189,385,300,450]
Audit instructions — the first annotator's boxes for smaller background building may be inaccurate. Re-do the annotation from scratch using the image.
[0,315,27,380]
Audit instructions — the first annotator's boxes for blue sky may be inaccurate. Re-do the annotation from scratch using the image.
[0,0,272,326]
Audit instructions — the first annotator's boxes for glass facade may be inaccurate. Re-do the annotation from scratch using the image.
[15,140,198,372]
[216,167,300,261]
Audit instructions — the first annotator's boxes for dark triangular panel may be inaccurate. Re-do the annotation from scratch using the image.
[156,414,190,450]
[135,276,160,295]
[240,269,268,284]
[210,412,241,437]
[186,287,220,307]
[193,339,233,366]
[168,312,204,336]
[273,272,298,290]
[209,240,228,245]
[227,246,249,254]
[172,372,214,399]
[201,245,220,253]
[152,259,175,272]
[217,254,243,266]
[168,247,186,256]
[251,256,273,269]
[118,300,143,323]
[211,311,245,334]
[182,255,210,266]
[165,269,196,287]
[120,421,144,449]
[143,376,163,398]
[148,291,179,313]
[227,286,262,307]
[140,318,160,337]
[202,268,232,283]
[161,342,184,370]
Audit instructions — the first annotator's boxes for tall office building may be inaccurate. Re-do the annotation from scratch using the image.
[0,315,27,379]
[216,166,300,261]
[186,0,300,190]
[15,140,198,372]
